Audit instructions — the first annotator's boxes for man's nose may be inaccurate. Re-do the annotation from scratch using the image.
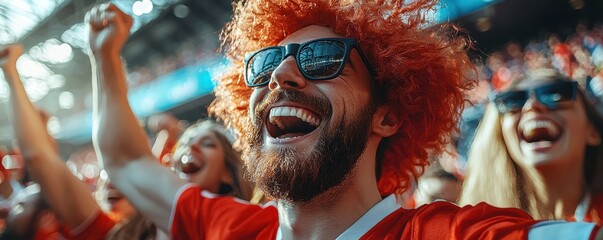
[268,57,308,90]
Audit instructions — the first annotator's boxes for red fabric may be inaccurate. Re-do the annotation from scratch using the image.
[71,211,116,240]
[32,225,66,240]
[552,43,574,77]
[585,194,603,224]
[171,186,541,240]
[361,202,538,240]
[171,186,279,240]
[589,225,601,240]
[31,210,71,240]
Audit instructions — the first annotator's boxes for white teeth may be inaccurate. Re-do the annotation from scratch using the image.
[269,106,320,127]
[527,141,553,148]
[522,120,560,138]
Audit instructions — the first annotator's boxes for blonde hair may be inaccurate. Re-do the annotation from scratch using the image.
[459,104,549,218]
[460,69,603,219]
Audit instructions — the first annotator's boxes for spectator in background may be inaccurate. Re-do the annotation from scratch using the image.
[0,152,24,235]
[1,43,170,239]
[170,120,254,200]
[454,65,491,170]
[460,68,603,223]
[0,154,24,209]
[488,52,516,90]
[148,113,182,165]
[1,44,81,239]
[0,184,66,240]
[413,159,462,206]
[549,34,576,78]
[0,149,26,186]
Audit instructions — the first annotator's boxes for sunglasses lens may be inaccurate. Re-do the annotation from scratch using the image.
[536,82,576,107]
[299,40,346,79]
[494,91,527,113]
[247,48,283,86]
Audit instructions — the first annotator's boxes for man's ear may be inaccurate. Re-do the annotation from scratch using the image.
[372,105,401,137]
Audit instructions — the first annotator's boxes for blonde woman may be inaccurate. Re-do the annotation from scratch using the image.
[460,68,603,223]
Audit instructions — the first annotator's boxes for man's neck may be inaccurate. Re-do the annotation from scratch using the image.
[276,135,387,239]
[276,175,382,239]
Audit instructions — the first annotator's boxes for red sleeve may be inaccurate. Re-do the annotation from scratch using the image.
[590,225,602,240]
[362,201,538,240]
[449,203,539,240]
[70,211,116,240]
[586,194,603,224]
[170,185,279,240]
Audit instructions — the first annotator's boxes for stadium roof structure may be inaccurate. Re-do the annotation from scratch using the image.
[0,0,231,146]
[0,0,600,147]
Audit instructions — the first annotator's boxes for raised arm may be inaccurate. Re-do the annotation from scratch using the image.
[87,3,185,231]
[0,44,99,229]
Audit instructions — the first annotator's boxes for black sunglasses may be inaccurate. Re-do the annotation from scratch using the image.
[244,38,375,87]
[491,81,578,114]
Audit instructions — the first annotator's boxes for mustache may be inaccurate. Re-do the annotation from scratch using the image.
[254,89,332,123]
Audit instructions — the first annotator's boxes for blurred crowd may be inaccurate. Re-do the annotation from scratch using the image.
[479,23,603,92]
[0,1,603,238]
[126,39,216,88]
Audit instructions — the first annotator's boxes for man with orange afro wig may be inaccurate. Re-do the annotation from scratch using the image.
[89,0,603,239]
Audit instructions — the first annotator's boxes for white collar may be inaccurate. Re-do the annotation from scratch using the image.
[276,194,401,239]
[574,192,591,222]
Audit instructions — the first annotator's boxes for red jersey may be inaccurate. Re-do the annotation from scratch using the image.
[584,193,603,224]
[170,185,600,240]
[70,210,116,240]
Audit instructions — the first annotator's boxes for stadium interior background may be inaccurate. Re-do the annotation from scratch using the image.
[0,0,602,178]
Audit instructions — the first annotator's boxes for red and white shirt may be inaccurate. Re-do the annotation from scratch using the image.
[170,184,600,240]
[70,209,116,240]
[571,193,603,224]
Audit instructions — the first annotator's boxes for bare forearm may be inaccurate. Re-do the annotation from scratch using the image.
[85,4,188,231]
[91,55,185,229]
[27,155,99,228]
[4,67,54,162]
[4,67,99,229]
[91,53,154,168]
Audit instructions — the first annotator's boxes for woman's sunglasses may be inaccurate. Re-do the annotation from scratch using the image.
[244,38,375,87]
[491,81,578,114]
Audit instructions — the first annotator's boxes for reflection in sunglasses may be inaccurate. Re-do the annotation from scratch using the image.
[245,38,374,87]
[492,81,578,114]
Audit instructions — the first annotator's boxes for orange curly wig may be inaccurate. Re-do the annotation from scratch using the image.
[209,0,474,196]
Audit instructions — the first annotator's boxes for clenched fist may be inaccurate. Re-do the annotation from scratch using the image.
[86,3,133,57]
[0,44,23,72]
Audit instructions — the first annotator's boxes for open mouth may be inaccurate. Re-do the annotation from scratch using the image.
[179,155,204,175]
[267,106,321,139]
[520,120,562,144]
